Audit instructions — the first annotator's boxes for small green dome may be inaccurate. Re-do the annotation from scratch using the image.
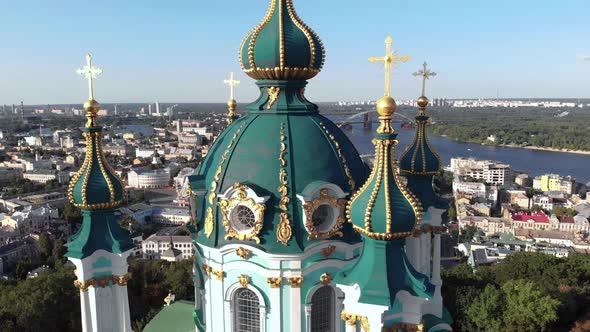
[239,0,325,81]
[399,113,442,176]
[68,125,124,210]
[347,104,423,240]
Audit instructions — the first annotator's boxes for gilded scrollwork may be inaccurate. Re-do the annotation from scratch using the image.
[276,124,292,246]
[238,274,250,287]
[266,87,280,109]
[235,247,251,260]
[287,276,304,288]
[204,124,246,238]
[219,183,266,244]
[303,188,346,240]
[73,272,132,292]
[340,311,370,332]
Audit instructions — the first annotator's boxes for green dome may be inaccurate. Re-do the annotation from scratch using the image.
[193,88,368,253]
[239,0,325,81]
[399,113,442,176]
[68,103,124,210]
[347,102,423,240]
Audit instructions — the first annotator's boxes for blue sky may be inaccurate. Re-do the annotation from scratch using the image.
[0,0,588,104]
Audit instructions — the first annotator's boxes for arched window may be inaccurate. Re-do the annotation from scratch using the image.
[310,286,335,332]
[233,288,260,332]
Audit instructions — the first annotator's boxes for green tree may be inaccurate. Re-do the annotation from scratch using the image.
[38,233,53,260]
[501,280,560,332]
[134,191,145,203]
[163,260,194,300]
[0,265,80,331]
[447,205,457,221]
[62,202,82,225]
[466,284,504,332]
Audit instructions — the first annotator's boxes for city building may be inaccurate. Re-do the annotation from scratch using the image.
[119,203,153,224]
[23,169,69,184]
[135,148,156,159]
[152,207,190,225]
[0,167,23,184]
[459,216,512,236]
[1,205,59,235]
[0,237,39,270]
[141,235,194,260]
[450,157,512,185]
[174,167,194,207]
[127,168,170,189]
[533,174,575,195]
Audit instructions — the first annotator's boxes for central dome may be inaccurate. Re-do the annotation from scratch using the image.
[239,0,325,80]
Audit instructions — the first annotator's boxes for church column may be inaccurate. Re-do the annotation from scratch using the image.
[432,233,442,284]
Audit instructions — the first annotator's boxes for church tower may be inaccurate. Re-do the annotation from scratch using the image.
[399,62,452,330]
[66,54,135,332]
[188,0,368,331]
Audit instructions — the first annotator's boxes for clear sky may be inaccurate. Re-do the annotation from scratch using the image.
[0,0,589,105]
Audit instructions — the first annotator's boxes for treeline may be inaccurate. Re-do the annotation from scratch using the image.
[425,107,590,151]
[0,241,193,332]
[442,252,590,331]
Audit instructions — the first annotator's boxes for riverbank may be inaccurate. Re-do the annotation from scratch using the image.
[437,135,590,156]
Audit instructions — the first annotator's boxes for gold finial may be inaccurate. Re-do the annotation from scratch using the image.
[224,72,240,125]
[76,53,103,101]
[76,54,103,128]
[368,36,410,97]
[223,72,240,101]
[413,62,436,105]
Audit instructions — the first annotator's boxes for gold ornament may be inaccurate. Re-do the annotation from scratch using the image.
[320,272,332,285]
[267,277,282,288]
[303,189,346,240]
[236,247,251,260]
[266,87,281,109]
[322,245,336,257]
[287,276,304,288]
[219,183,266,244]
[238,274,250,287]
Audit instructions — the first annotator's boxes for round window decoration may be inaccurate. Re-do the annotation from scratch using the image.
[231,205,257,233]
[312,204,335,233]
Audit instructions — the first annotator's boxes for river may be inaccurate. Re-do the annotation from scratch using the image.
[331,118,590,185]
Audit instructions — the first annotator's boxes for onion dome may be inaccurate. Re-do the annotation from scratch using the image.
[68,100,124,210]
[191,2,367,254]
[347,96,423,240]
[239,0,325,81]
[399,96,443,177]
[336,95,433,306]
[66,54,132,259]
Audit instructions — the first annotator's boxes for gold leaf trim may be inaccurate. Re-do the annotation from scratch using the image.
[303,188,346,240]
[219,183,266,244]
[73,272,132,292]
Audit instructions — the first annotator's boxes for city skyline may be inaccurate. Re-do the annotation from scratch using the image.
[0,0,589,104]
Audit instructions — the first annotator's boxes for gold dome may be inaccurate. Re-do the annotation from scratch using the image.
[376,96,397,117]
[83,99,100,114]
[227,99,237,109]
[417,96,429,108]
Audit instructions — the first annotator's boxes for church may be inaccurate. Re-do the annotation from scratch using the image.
[65,0,454,331]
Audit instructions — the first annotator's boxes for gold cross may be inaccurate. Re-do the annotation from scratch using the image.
[413,62,436,96]
[368,36,410,97]
[223,72,240,100]
[76,53,103,100]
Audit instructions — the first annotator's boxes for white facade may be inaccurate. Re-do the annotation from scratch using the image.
[141,235,194,260]
[450,157,512,185]
[69,250,133,332]
[127,168,170,189]
[152,207,191,225]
